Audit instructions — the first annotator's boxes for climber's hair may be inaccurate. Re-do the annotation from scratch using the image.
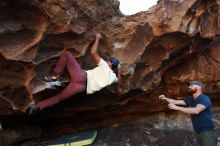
[104,56,120,77]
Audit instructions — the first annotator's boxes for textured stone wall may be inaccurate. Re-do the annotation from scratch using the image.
[0,0,220,145]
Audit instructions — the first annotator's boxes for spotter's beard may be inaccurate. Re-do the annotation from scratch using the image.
[189,88,197,94]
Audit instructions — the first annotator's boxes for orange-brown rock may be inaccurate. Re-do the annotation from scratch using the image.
[0,0,220,145]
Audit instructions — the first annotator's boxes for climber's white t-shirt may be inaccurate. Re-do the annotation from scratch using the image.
[86,58,118,94]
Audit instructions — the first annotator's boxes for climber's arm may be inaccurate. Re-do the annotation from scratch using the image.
[91,34,102,64]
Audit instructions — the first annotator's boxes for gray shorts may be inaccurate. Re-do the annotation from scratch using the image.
[197,130,217,146]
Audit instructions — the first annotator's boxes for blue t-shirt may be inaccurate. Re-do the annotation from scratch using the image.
[184,94,214,133]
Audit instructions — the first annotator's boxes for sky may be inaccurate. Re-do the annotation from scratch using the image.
[118,0,158,15]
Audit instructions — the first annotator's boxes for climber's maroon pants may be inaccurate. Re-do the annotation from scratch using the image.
[37,51,87,109]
